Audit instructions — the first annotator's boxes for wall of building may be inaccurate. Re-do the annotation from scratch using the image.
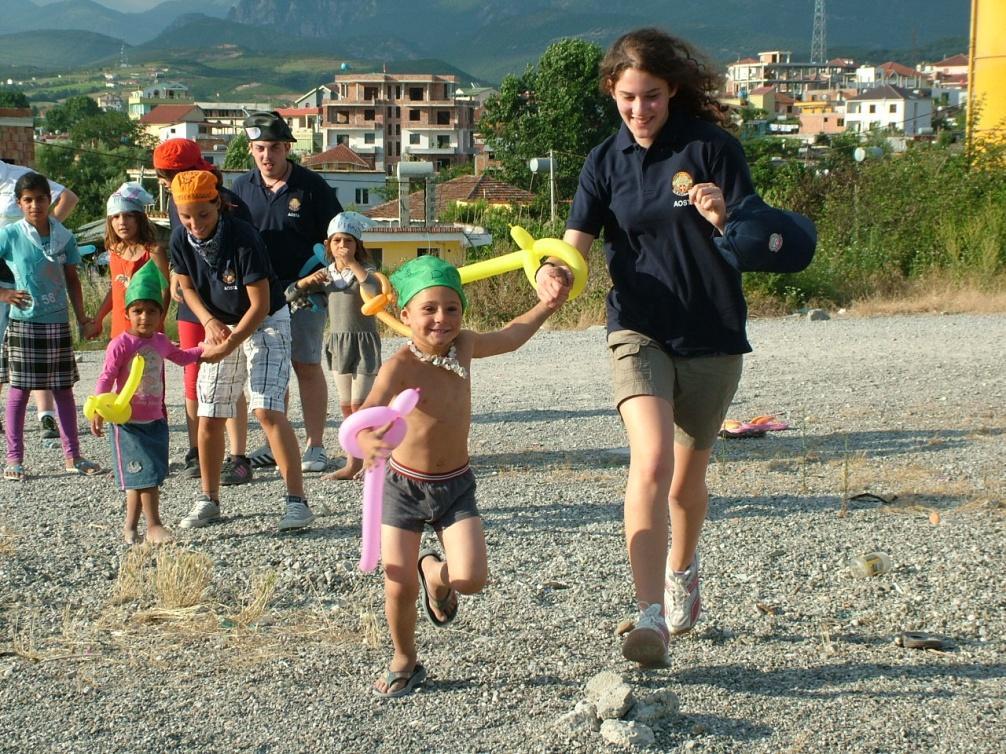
[0,108,36,166]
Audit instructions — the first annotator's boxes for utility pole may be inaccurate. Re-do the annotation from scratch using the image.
[811,0,827,64]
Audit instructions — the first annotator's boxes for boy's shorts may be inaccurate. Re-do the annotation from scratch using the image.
[383,458,479,533]
[290,306,326,364]
[109,419,169,490]
[608,329,742,450]
[197,309,291,418]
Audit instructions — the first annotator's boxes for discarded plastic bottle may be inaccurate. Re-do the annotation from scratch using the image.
[849,551,892,578]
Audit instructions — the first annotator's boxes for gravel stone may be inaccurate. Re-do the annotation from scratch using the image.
[0,315,1004,753]
[600,719,656,748]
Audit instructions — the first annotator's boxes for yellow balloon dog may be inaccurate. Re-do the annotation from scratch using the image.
[83,354,145,425]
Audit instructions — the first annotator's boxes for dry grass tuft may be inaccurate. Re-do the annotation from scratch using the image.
[0,526,16,558]
[111,543,156,604]
[848,279,1006,317]
[231,571,278,628]
[153,547,213,609]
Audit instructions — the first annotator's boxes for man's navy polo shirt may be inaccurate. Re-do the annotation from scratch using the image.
[567,110,755,357]
[230,161,342,287]
[168,187,254,324]
[169,215,286,326]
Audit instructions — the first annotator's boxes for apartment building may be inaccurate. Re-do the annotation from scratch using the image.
[323,72,476,174]
[726,52,858,97]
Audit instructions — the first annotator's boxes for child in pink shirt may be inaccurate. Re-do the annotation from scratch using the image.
[90,261,224,544]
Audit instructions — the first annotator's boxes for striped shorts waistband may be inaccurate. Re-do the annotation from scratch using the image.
[388,457,471,482]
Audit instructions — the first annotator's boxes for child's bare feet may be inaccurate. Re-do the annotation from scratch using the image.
[145,524,174,544]
[373,652,426,698]
[123,527,142,545]
[322,457,363,481]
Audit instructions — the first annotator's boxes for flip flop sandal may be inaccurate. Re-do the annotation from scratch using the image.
[3,464,26,482]
[900,632,949,650]
[746,415,791,432]
[719,419,767,439]
[373,663,427,699]
[418,549,458,627]
[66,459,103,476]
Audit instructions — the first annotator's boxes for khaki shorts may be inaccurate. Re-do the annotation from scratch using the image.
[608,329,742,450]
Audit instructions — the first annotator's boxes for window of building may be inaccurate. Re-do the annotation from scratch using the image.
[889,104,897,113]
[409,133,421,145]
[369,248,384,266]
[336,134,348,145]
[409,109,420,122]
[387,106,393,116]
[837,118,845,127]
[364,132,375,144]
[364,86,379,100]
[395,124,401,136]
[409,87,424,101]
[436,159,450,171]
[417,248,440,258]
[364,108,375,121]
[436,111,450,125]
[868,104,876,113]
[355,188,369,204]
[437,135,450,148]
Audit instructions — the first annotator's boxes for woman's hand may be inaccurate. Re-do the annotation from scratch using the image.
[203,317,232,345]
[688,182,727,234]
[170,272,185,303]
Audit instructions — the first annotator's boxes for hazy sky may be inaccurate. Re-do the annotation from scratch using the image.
[36,0,197,9]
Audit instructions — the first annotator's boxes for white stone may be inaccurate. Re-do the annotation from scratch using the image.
[630,688,679,723]
[596,683,634,720]
[585,671,625,703]
[554,701,600,734]
[600,719,655,749]
[806,308,830,321]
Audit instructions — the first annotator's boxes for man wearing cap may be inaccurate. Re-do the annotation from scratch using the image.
[231,112,342,474]
[0,161,79,441]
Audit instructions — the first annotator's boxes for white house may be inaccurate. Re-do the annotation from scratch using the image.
[844,85,932,136]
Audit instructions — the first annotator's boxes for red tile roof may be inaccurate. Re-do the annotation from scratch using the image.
[276,107,321,117]
[749,86,776,95]
[139,104,202,124]
[934,53,968,68]
[366,174,535,220]
[879,61,919,78]
[847,84,914,101]
[302,144,371,169]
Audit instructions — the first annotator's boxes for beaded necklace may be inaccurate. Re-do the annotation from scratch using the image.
[407,340,467,379]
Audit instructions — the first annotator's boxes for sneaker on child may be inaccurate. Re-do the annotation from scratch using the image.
[278,496,315,530]
[301,445,328,472]
[179,495,221,529]
[40,414,59,440]
[221,454,253,486]
[621,602,670,667]
[664,555,701,635]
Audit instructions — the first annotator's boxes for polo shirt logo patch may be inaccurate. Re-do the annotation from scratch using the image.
[671,171,694,196]
[768,233,784,253]
[288,197,301,212]
[222,268,237,289]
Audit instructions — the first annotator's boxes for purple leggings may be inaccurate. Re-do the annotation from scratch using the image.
[5,387,79,463]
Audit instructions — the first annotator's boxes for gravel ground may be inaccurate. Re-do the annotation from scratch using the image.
[1,312,1004,753]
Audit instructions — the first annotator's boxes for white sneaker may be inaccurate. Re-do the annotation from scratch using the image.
[301,445,328,472]
[278,496,315,530]
[665,554,701,635]
[248,444,277,469]
[621,602,670,667]
[179,496,221,529]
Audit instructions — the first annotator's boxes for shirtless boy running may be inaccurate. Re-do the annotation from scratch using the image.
[353,255,570,697]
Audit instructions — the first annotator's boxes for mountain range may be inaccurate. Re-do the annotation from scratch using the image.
[1,0,972,84]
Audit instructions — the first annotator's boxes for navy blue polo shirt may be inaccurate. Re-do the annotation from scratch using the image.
[567,109,755,357]
[168,187,253,323]
[169,214,286,326]
[230,161,342,287]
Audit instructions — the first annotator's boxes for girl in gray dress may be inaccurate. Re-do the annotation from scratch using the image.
[286,211,381,480]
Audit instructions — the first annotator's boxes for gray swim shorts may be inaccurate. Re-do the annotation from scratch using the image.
[290,306,326,364]
[383,459,479,533]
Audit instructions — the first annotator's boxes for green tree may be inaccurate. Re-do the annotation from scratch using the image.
[223,132,251,170]
[478,38,617,201]
[0,90,30,109]
[43,95,101,134]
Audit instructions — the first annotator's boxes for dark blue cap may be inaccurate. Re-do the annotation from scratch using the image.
[714,194,817,274]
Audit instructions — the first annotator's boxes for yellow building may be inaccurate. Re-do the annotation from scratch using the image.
[360,226,473,270]
[968,0,1006,144]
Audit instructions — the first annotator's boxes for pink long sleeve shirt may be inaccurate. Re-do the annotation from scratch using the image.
[95,332,202,423]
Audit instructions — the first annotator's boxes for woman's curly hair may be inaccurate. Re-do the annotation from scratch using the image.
[599,27,728,126]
